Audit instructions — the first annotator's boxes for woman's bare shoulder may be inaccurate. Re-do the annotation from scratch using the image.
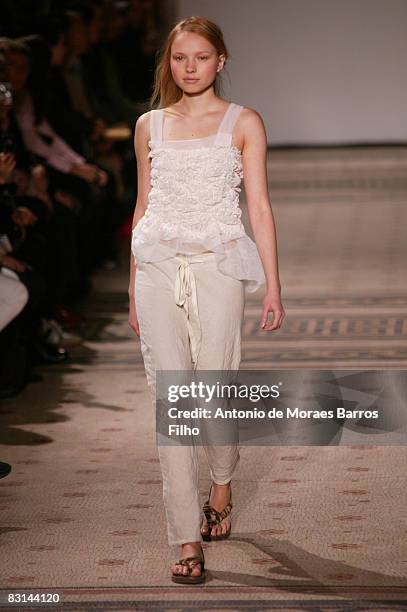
[135,111,155,139]
[134,111,153,148]
[135,110,153,128]
[237,107,267,146]
[239,107,265,130]
[233,107,267,152]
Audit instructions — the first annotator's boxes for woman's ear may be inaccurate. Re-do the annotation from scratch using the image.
[217,54,226,73]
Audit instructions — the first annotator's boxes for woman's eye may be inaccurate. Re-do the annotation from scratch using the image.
[173,55,208,61]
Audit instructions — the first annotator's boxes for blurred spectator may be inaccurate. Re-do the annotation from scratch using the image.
[5,38,107,186]
[111,0,158,102]
[35,11,95,154]
[63,10,102,126]
[0,0,169,399]
[81,1,148,126]
[4,37,124,275]
[0,47,70,396]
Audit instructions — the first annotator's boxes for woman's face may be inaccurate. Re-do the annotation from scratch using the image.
[51,34,66,67]
[66,14,88,56]
[87,6,105,45]
[170,32,224,94]
[5,51,29,93]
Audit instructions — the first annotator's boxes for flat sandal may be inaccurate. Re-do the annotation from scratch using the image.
[201,484,232,542]
[171,551,206,584]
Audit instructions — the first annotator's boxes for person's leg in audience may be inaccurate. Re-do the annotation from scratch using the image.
[0,272,28,332]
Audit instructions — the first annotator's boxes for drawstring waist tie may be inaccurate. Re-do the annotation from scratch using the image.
[174,254,211,365]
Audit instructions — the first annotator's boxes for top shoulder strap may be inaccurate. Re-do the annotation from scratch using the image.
[149,109,164,142]
[215,103,244,145]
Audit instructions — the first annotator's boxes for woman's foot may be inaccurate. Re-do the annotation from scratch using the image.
[171,541,205,583]
[201,481,232,539]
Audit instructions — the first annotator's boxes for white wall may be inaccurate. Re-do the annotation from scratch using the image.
[176,0,407,145]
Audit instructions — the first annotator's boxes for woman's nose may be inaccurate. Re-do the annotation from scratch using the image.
[186,63,197,73]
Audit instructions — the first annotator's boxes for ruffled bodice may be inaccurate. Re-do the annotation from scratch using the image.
[131,103,265,292]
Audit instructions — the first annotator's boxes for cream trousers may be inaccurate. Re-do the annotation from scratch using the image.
[135,252,245,545]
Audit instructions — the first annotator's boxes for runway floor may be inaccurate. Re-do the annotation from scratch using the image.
[0,146,406,610]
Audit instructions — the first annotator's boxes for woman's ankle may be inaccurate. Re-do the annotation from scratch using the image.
[181,541,202,551]
[211,481,232,499]
[212,481,231,489]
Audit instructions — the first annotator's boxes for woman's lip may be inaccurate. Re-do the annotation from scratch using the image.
[184,78,199,82]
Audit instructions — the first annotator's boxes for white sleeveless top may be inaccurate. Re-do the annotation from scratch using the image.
[131,102,266,292]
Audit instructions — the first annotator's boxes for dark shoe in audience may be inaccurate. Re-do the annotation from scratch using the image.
[31,340,69,364]
[0,462,12,479]
[39,319,83,348]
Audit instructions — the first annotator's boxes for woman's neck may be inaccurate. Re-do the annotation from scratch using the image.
[12,89,26,110]
[175,90,224,118]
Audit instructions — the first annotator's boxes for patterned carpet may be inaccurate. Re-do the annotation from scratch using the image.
[0,146,406,611]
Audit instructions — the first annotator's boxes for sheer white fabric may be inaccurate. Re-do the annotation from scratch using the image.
[131,102,266,292]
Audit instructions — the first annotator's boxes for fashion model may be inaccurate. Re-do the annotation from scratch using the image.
[128,16,285,584]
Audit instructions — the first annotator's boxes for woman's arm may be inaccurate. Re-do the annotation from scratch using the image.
[128,111,151,335]
[15,94,85,174]
[240,108,285,331]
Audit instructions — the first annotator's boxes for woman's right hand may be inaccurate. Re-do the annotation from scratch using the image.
[128,295,140,336]
[0,152,16,183]
[71,162,100,183]
[2,255,26,273]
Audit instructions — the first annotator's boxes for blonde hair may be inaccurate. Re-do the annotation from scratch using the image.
[150,16,229,109]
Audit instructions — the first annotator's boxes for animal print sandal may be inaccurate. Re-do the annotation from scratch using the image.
[171,549,206,584]
[201,484,232,541]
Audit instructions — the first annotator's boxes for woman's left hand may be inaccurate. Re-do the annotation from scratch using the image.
[260,292,285,331]
[0,153,16,183]
[96,169,109,187]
